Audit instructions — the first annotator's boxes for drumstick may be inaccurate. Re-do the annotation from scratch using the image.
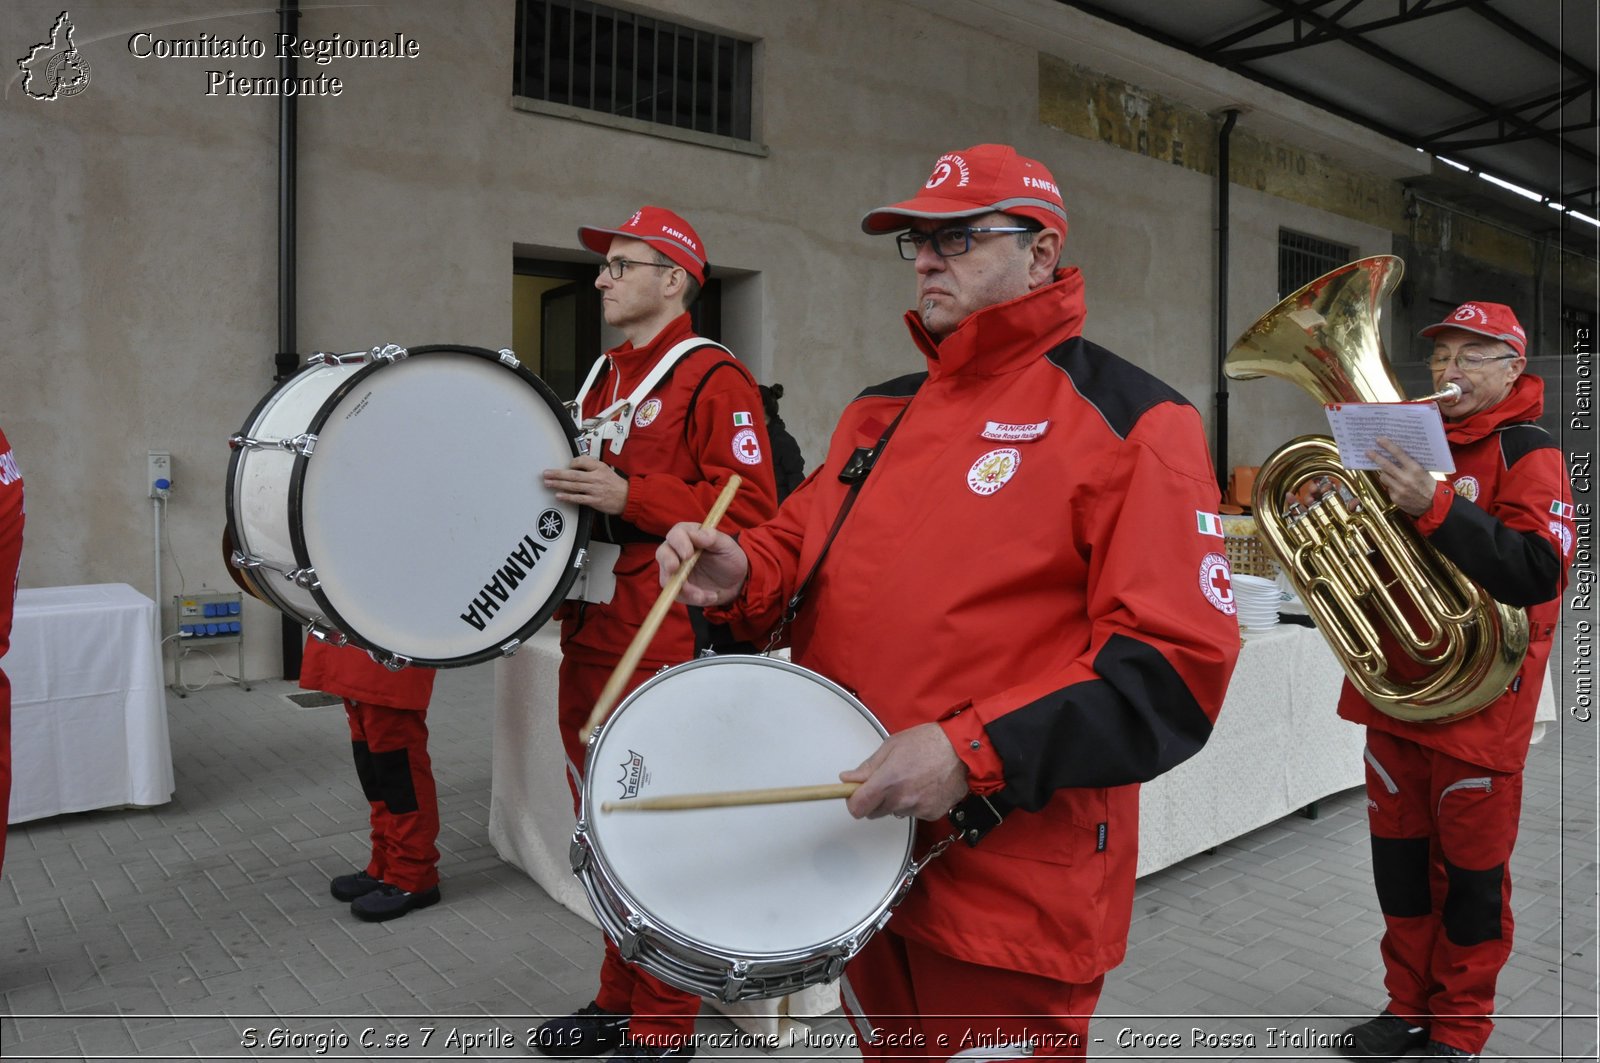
[601,782,859,813]
[578,475,742,743]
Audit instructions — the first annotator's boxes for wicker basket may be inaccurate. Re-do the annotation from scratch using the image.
[1219,515,1281,580]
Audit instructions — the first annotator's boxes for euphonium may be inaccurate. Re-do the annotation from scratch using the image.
[1224,255,1528,723]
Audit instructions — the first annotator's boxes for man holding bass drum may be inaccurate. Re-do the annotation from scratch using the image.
[537,207,780,1062]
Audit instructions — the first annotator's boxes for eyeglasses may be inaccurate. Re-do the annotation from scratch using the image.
[600,258,678,280]
[896,225,1040,260]
[1427,351,1519,371]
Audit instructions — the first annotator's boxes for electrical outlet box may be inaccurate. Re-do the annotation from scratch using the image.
[147,450,171,497]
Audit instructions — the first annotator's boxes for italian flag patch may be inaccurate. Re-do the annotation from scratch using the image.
[733,411,753,427]
[1551,500,1574,518]
[1196,511,1224,537]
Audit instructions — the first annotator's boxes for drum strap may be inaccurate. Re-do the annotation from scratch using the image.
[574,338,731,456]
[774,404,909,638]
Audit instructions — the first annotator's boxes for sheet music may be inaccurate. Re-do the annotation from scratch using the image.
[1324,402,1455,473]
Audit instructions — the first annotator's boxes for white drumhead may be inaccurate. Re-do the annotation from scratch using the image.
[586,657,913,956]
[297,352,580,661]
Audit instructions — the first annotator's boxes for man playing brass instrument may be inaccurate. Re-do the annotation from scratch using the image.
[1341,302,1574,1063]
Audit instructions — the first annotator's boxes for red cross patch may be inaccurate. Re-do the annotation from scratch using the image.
[732,427,763,466]
[1199,551,1236,616]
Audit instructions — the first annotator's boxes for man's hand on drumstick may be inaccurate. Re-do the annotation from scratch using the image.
[544,456,629,515]
[841,723,970,822]
[657,523,750,608]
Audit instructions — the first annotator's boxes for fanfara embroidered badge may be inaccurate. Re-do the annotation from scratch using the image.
[967,448,1021,495]
[634,398,663,428]
[732,427,763,465]
[981,420,1050,442]
[1199,552,1236,615]
[1452,475,1480,502]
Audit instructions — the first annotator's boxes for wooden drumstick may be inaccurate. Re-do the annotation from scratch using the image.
[578,475,742,743]
[601,782,859,813]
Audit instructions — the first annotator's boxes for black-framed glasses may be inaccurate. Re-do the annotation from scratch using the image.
[600,258,677,280]
[895,225,1040,260]
[1427,351,1518,371]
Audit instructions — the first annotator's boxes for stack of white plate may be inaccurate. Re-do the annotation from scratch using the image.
[1233,573,1281,631]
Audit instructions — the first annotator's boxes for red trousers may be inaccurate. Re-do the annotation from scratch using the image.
[558,655,701,1041]
[842,928,1102,1061]
[1363,729,1522,1055]
[345,700,439,894]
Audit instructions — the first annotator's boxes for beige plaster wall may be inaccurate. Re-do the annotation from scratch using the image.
[1,0,1397,681]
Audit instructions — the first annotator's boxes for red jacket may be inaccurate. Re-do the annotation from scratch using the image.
[713,271,1241,982]
[1338,375,1572,772]
[300,637,436,710]
[560,314,778,666]
[1,427,24,711]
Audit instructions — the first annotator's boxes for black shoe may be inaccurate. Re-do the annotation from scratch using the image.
[1342,1012,1428,1060]
[329,870,385,902]
[613,1040,695,1063]
[530,1003,629,1058]
[1419,1041,1478,1061]
[349,883,440,922]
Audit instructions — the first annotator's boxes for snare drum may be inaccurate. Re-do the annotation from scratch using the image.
[572,655,915,1002]
[226,344,590,667]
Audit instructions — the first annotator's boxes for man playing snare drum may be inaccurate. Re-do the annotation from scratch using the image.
[538,207,779,1062]
[658,145,1240,1059]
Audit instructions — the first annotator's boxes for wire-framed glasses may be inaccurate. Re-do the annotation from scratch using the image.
[600,258,677,280]
[1427,350,1518,371]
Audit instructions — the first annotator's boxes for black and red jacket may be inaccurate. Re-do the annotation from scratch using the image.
[712,270,1241,983]
[1338,374,1572,772]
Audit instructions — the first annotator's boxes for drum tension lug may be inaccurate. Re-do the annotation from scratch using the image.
[288,566,321,590]
[568,830,592,873]
[497,348,522,369]
[373,651,412,672]
[499,638,522,657]
[373,343,409,362]
[308,624,347,648]
[230,550,262,570]
[721,962,751,1004]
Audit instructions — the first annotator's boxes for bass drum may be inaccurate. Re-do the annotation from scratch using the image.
[226,344,590,667]
[572,655,916,1002]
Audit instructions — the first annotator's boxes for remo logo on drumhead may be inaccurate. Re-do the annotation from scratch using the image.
[617,750,648,799]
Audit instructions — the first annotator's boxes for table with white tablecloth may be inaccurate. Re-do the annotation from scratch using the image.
[488,621,1555,1032]
[6,583,174,823]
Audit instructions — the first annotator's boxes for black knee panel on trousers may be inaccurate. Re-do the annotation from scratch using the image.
[1371,835,1431,918]
[351,741,381,803]
[1443,859,1505,946]
[370,747,419,815]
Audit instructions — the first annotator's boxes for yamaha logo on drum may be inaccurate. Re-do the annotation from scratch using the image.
[618,750,648,799]
[537,508,565,541]
[458,531,551,631]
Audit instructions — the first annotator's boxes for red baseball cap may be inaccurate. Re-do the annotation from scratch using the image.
[578,206,709,283]
[861,144,1068,238]
[1420,301,1527,357]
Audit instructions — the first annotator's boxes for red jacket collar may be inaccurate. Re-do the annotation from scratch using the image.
[1444,373,1545,446]
[607,313,697,377]
[903,268,1088,379]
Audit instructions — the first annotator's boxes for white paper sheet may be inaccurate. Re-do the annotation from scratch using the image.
[1324,401,1455,473]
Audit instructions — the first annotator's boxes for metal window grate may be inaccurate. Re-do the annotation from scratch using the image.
[514,0,753,141]
[1278,229,1354,299]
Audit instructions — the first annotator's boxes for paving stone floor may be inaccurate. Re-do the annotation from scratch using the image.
[0,658,1594,1061]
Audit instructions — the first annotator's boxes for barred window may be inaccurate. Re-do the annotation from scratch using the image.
[515,0,754,141]
[1278,229,1354,298]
